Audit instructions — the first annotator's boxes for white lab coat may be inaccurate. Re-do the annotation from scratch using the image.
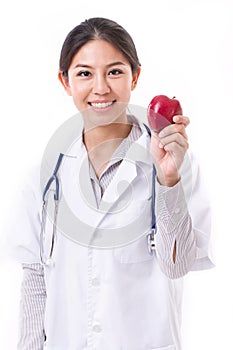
[7,119,214,350]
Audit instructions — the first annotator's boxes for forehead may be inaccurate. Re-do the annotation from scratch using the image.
[69,39,130,67]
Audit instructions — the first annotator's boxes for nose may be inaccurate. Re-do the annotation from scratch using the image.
[92,73,110,95]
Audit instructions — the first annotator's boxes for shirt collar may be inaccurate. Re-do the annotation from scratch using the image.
[63,114,153,166]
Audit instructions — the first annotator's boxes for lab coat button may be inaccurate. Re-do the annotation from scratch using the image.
[92,324,102,333]
[92,277,100,286]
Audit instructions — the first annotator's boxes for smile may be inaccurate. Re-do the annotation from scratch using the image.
[89,101,116,109]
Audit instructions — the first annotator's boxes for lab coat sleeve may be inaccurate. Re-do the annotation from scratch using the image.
[4,164,43,264]
[186,151,215,271]
[155,150,214,279]
[155,180,196,279]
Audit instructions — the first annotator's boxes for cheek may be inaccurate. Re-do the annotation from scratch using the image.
[68,73,88,94]
[67,84,86,110]
[115,80,133,101]
[69,81,82,94]
[69,82,89,104]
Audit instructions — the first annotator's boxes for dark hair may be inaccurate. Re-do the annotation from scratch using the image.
[59,17,141,76]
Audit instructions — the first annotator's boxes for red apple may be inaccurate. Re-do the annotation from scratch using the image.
[147,95,183,132]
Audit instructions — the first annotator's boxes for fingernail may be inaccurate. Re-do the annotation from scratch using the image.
[173,115,180,122]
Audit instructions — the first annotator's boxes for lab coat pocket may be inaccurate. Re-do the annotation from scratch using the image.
[113,234,153,263]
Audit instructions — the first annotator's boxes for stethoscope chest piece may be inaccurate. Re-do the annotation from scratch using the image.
[147,228,157,255]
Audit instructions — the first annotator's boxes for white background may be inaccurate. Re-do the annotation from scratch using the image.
[0,0,232,348]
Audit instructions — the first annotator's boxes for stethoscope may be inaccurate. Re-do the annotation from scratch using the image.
[40,153,64,265]
[40,125,157,266]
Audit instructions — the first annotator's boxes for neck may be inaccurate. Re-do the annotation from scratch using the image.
[83,119,132,179]
[83,119,132,152]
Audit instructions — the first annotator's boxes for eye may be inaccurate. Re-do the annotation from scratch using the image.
[109,69,123,76]
[77,71,91,77]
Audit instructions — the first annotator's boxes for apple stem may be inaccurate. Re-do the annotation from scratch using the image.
[172,96,176,99]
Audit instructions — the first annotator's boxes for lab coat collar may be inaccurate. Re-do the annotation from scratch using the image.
[64,117,152,166]
[62,117,153,212]
[53,116,154,246]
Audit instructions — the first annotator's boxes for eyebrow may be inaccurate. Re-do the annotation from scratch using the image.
[73,61,127,70]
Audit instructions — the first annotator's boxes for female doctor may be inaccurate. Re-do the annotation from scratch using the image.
[11,17,213,350]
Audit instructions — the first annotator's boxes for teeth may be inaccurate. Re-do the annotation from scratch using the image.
[91,102,113,108]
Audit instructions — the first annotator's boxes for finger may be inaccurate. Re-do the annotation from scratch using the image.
[173,115,190,127]
[158,123,188,140]
[159,134,189,150]
[150,132,167,159]
[163,141,189,157]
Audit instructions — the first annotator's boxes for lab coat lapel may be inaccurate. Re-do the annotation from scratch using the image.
[98,131,152,214]
[78,152,99,209]
[61,128,153,230]
[98,159,137,212]
[61,137,98,213]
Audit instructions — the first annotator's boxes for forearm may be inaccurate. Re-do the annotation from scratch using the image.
[155,179,196,279]
[17,263,46,350]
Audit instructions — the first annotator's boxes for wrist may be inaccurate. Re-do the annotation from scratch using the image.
[156,172,181,187]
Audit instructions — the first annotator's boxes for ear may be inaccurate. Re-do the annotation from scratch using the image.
[58,71,72,96]
[131,66,141,91]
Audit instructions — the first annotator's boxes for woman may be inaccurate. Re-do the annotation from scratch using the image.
[13,17,213,350]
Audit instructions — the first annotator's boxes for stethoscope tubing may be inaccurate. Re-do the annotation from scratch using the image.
[40,126,157,264]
